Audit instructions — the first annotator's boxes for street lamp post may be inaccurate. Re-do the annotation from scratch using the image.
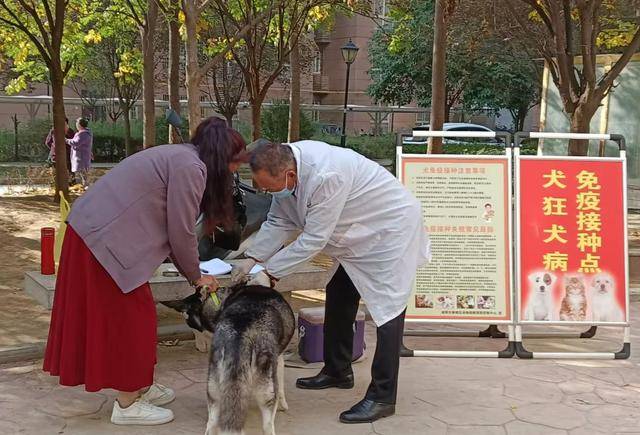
[340,39,359,147]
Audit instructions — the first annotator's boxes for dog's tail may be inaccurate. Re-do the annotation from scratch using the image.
[215,331,277,432]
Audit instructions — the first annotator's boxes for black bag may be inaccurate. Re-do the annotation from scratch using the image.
[198,174,271,260]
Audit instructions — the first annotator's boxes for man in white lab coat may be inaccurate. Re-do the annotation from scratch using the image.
[232,140,430,423]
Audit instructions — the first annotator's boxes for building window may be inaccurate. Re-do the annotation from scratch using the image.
[161,55,169,70]
[416,111,428,124]
[162,94,169,101]
[313,52,321,74]
[201,107,206,119]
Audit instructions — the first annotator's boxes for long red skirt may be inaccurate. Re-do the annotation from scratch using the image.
[43,226,157,392]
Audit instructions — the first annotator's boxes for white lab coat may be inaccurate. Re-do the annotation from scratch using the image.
[245,140,430,326]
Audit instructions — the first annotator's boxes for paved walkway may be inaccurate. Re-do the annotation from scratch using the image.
[1,303,639,434]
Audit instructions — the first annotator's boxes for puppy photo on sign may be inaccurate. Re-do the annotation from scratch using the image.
[524,271,557,321]
[589,273,624,322]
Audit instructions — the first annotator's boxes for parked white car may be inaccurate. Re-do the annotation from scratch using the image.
[403,122,501,145]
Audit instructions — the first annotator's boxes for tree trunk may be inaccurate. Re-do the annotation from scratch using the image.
[288,41,301,143]
[428,0,447,154]
[444,100,452,123]
[517,107,526,132]
[568,107,592,156]
[168,0,182,143]
[184,0,202,137]
[224,112,234,128]
[123,107,135,156]
[141,0,158,148]
[12,115,18,160]
[251,97,263,140]
[51,67,69,202]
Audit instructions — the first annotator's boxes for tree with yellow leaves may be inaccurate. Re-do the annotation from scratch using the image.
[0,0,100,200]
[505,0,640,155]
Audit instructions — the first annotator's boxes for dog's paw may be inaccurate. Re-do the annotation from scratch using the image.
[277,397,289,411]
[194,330,210,353]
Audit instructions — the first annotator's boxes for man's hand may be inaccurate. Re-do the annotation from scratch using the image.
[230,258,257,284]
[194,274,219,290]
[247,270,272,287]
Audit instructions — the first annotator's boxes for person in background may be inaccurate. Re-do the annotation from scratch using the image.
[44,117,75,174]
[44,117,249,426]
[65,117,93,187]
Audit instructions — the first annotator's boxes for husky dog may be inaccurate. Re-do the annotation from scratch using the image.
[559,276,588,321]
[525,272,556,321]
[590,273,624,322]
[166,284,295,435]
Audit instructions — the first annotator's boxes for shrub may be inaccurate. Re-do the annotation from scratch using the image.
[0,118,53,162]
[261,101,315,143]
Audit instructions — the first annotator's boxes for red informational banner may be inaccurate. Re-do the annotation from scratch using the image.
[518,158,627,323]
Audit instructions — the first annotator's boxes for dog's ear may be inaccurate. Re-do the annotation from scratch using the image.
[194,287,209,303]
[161,290,203,312]
[161,299,189,313]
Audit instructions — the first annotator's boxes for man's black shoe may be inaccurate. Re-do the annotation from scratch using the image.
[296,372,354,390]
[339,398,395,424]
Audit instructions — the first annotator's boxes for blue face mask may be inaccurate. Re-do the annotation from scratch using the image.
[271,172,295,199]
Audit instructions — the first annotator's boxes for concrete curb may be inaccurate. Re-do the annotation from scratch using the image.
[0,324,195,365]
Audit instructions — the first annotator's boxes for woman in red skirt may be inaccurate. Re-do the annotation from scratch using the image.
[44,117,248,426]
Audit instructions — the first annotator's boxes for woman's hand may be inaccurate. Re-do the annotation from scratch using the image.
[194,274,219,290]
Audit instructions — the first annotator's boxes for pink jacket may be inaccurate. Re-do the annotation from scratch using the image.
[67,144,206,293]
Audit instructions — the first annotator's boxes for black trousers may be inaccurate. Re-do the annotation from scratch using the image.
[322,265,405,404]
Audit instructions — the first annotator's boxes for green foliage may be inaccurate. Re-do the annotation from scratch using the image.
[367,0,540,128]
[311,132,396,160]
[367,1,432,107]
[261,101,315,143]
[312,132,538,162]
[0,118,51,161]
[72,9,143,96]
[234,120,254,144]
[0,0,101,93]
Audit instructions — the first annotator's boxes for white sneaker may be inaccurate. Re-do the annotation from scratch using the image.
[140,383,176,406]
[111,399,174,426]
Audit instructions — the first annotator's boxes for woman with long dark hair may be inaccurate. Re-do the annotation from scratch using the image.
[43,117,248,426]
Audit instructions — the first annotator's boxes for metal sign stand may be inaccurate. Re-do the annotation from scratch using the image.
[513,132,631,359]
[398,131,515,358]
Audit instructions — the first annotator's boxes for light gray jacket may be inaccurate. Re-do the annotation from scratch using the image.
[66,129,93,172]
[68,144,206,293]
